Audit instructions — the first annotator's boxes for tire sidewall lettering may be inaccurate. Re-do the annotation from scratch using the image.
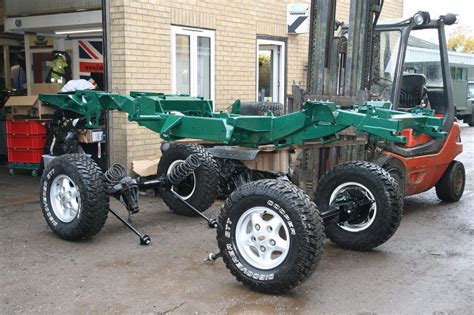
[42,167,59,227]
[41,164,82,227]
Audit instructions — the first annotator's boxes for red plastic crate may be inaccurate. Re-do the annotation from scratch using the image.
[6,120,48,135]
[7,134,47,149]
[7,148,43,163]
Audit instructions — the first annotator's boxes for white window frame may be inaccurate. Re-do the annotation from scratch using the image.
[256,39,285,104]
[171,26,215,103]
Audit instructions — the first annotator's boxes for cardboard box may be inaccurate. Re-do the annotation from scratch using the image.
[4,96,55,118]
[11,106,39,117]
[30,83,61,95]
[78,129,104,143]
[132,158,160,177]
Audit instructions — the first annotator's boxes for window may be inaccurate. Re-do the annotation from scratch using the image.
[450,66,468,81]
[370,30,401,100]
[171,26,215,101]
[405,29,444,87]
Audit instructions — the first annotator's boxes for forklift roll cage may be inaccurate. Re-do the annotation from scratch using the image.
[374,13,456,131]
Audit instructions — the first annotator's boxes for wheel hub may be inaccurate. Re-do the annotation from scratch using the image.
[454,167,464,193]
[329,182,377,232]
[50,175,81,223]
[235,207,290,270]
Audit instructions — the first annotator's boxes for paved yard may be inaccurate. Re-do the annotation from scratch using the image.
[1,126,473,314]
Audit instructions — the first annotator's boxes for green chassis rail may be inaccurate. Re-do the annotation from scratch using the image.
[39,90,446,148]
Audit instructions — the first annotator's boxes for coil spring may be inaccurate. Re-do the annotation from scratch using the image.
[104,164,127,188]
[168,154,201,185]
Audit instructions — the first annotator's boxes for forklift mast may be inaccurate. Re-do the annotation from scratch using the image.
[306,0,383,105]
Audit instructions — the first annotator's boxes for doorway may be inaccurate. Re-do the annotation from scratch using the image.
[32,52,54,83]
[257,39,285,104]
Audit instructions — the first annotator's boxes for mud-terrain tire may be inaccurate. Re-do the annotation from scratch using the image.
[239,102,284,116]
[435,161,465,202]
[217,179,324,294]
[157,144,218,216]
[315,161,403,251]
[40,154,109,241]
[384,165,405,197]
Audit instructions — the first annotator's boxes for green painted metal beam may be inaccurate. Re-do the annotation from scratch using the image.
[39,90,446,148]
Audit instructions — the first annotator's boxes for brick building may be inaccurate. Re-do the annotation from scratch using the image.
[108,0,404,168]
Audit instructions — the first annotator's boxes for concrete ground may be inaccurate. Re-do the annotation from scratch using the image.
[1,126,473,314]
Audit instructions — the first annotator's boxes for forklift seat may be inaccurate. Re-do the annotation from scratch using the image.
[399,74,428,110]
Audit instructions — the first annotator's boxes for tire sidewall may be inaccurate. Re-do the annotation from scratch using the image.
[40,158,85,234]
[220,194,300,283]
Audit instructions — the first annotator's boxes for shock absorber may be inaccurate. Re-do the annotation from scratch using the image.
[104,163,151,245]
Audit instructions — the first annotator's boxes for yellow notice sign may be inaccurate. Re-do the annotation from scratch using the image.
[29,35,54,49]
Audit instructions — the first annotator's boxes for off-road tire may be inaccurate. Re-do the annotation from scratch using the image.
[384,165,405,197]
[217,179,324,294]
[40,154,109,241]
[315,161,403,251]
[435,161,465,202]
[239,102,284,116]
[157,144,218,216]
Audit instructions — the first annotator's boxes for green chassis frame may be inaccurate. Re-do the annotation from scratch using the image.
[39,91,445,148]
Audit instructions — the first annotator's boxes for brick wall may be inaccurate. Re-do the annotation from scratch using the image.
[109,0,404,169]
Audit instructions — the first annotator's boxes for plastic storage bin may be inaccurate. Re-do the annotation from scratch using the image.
[8,148,43,163]
[6,120,47,135]
[7,134,47,149]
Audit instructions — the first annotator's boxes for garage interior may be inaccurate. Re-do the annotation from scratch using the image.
[0,0,106,207]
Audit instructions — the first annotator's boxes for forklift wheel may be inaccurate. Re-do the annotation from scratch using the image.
[40,154,109,241]
[157,144,218,216]
[217,179,324,294]
[315,161,403,251]
[435,161,465,202]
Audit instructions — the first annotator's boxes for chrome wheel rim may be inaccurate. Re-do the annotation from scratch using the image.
[329,182,377,232]
[167,159,196,200]
[50,175,81,223]
[235,207,290,270]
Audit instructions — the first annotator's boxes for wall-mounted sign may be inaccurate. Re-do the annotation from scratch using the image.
[29,35,54,49]
[287,3,310,34]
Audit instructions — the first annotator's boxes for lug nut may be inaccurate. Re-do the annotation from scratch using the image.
[255,224,260,231]
[260,246,266,252]
[267,226,273,232]
[251,236,256,242]
[270,239,276,246]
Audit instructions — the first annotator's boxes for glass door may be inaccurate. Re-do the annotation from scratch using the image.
[257,40,285,104]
